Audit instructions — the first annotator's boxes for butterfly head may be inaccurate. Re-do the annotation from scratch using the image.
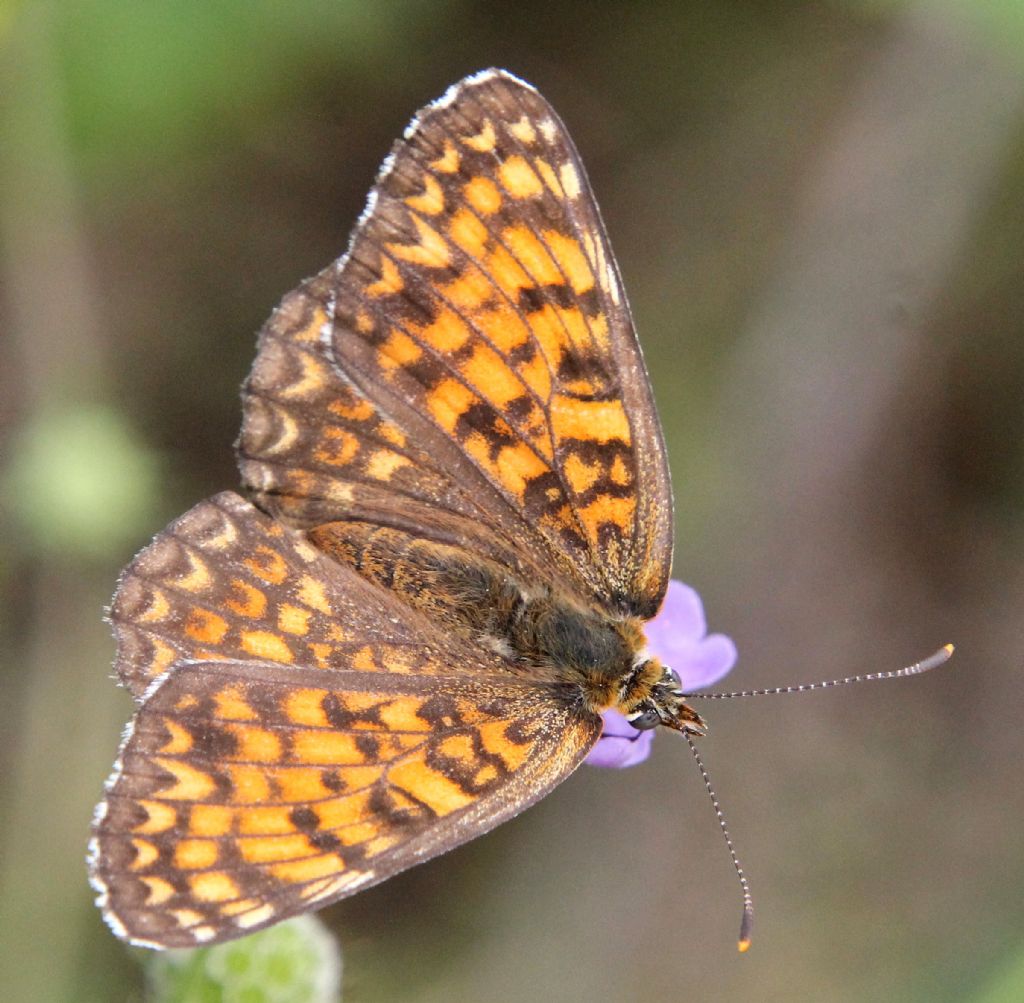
[621,658,707,736]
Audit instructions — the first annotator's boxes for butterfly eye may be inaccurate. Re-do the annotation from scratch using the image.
[627,707,661,730]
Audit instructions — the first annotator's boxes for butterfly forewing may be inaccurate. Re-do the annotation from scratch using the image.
[92,659,598,948]
[239,69,671,618]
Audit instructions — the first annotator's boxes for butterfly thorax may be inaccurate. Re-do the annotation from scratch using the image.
[310,520,704,731]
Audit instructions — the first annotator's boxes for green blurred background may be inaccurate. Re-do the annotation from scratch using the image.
[2,2,1023,1001]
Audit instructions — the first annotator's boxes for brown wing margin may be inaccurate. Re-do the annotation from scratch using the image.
[239,69,672,619]
[89,659,600,948]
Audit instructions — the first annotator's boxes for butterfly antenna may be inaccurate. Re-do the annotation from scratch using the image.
[689,644,954,701]
[684,732,754,953]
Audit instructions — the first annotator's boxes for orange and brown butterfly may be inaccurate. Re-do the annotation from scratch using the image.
[89,68,709,950]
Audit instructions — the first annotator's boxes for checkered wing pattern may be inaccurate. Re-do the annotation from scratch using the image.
[239,69,672,619]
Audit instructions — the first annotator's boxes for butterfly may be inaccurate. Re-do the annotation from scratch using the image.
[88,67,709,950]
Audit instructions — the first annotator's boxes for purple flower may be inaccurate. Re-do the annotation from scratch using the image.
[585,580,737,768]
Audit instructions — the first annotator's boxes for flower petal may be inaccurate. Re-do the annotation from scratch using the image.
[677,633,738,691]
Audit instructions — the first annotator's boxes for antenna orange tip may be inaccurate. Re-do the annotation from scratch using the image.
[738,938,751,953]
[943,643,955,656]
